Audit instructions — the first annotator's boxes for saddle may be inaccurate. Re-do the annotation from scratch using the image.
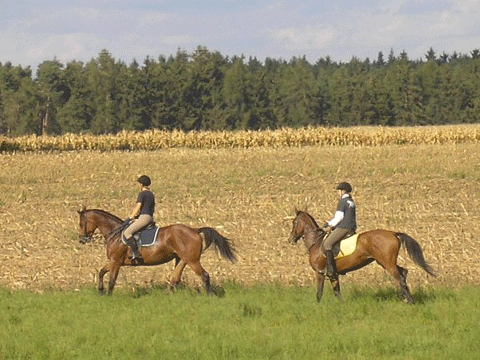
[330,233,359,259]
[121,222,160,247]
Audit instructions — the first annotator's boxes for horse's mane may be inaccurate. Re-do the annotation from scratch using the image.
[88,208,123,224]
[299,210,320,229]
[298,210,327,245]
[85,209,125,245]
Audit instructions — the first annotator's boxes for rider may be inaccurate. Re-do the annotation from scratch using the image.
[322,182,357,279]
[123,175,155,262]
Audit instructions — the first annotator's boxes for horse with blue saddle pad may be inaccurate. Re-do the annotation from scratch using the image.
[78,207,236,295]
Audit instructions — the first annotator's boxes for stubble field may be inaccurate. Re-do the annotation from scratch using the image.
[1,141,479,293]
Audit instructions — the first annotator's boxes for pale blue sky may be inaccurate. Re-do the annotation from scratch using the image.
[1,0,479,72]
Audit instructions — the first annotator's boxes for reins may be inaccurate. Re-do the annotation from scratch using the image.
[303,228,327,251]
[106,221,130,244]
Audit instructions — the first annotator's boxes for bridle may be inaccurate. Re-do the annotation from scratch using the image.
[291,214,327,251]
[80,211,93,244]
[79,209,126,244]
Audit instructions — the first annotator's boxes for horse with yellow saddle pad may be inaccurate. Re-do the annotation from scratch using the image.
[288,210,436,303]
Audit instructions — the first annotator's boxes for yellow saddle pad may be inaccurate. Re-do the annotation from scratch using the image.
[334,234,359,259]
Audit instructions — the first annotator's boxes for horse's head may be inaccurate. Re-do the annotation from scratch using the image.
[288,210,309,244]
[77,206,97,244]
[289,209,325,246]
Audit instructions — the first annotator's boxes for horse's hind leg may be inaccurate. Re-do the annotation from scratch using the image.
[170,259,187,291]
[383,263,415,304]
[188,260,212,294]
[398,266,415,304]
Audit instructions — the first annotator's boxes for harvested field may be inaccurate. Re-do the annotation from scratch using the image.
[1,143,479,291]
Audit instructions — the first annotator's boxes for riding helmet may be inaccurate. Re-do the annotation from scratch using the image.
[336,181,352,192]
[137,175,151,187]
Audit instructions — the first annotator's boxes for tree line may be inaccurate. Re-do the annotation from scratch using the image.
[1,46,480,136]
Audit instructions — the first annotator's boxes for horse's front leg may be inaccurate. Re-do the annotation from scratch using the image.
[316,271,326,302]
[98,264,110,295]
[107,264,121,296]
[329,275,344,301]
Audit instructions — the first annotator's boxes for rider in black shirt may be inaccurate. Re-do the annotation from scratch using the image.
[123,175,155,262]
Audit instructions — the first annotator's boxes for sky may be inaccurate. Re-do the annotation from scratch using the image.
[1,0,479,73]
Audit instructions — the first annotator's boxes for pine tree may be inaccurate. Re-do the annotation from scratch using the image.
[86,50,120,134]
[57,60,91,133]
[36,59,68,134]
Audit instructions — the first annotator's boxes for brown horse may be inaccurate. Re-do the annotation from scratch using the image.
[77,207,236,295]
[288,210,436,303]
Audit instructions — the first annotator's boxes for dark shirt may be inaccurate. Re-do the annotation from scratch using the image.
[336,195,356,230]
[137,190,155,216]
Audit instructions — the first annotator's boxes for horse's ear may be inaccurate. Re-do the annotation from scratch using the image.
[78,205,87,214]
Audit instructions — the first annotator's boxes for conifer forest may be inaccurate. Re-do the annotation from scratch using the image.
[1,46,480,136]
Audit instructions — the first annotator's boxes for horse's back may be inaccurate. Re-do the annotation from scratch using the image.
[159,223,199,236]
[360,229,397,237]
[157,223,203,248]
[357,229,401,249]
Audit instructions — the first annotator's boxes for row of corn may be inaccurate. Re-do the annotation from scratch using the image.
[1,125,480,152]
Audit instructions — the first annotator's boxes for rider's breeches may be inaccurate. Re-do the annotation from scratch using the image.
[323,228,349,251]
[123,214,153,239]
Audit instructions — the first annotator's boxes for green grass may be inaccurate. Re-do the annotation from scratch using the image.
[1,284,479,360]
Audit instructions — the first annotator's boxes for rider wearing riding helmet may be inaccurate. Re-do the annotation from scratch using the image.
[322,181,357,279]
[123,175,155,262]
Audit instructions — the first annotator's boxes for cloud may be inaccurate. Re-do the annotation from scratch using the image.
[1,0,480,70]
[26,33,104,63]
[267,26,336,51]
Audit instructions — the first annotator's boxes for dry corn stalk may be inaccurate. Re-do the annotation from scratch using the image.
[1,125,480,152]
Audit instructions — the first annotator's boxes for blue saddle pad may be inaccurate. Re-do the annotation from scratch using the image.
[122,224,160,247]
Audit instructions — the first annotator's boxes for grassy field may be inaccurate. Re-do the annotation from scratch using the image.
[2,284,480,360]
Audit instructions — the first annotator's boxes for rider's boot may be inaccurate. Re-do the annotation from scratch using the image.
[326,250,338,279]
[125,236,143,263]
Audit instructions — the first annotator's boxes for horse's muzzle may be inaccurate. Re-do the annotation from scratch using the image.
[79,235,92,244]
[289,234,302,244]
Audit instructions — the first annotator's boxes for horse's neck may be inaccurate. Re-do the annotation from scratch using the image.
[93,212,121,238]
[303,219,320,251]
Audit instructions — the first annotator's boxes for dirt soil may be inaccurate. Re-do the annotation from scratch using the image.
[1,146,479,293]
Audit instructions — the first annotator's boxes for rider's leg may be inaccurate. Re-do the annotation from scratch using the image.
[123,215,152,261]
[323,228,348,278]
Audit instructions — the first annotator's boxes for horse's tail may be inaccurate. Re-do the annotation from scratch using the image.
[199,227,237,263]
[395,233,436,277]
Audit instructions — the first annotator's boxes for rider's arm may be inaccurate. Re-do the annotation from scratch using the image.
[328,211,344,227]
[129,202,142,219]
